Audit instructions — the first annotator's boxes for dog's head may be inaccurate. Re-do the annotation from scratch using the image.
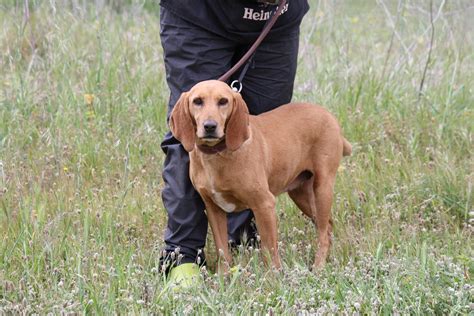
[169,80,250,152]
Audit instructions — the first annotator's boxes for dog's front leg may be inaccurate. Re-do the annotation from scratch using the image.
[204,200,232,274]
[251,195,281,270]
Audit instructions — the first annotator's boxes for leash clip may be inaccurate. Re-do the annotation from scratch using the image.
[230,80,243,93]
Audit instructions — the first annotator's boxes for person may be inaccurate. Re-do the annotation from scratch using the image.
[159,0,309,284]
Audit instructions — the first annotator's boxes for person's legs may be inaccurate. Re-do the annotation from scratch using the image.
[160,7,236,268]
[160,5,303,267]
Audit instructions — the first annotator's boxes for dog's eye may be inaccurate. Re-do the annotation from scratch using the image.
[218,98,228,106]
[193,98,203,106]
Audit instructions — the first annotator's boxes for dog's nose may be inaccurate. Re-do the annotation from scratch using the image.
[203,120,217,133]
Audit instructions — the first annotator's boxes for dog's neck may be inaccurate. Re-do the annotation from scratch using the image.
[196,139,227,155]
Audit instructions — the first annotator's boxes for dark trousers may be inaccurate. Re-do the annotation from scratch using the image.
[160,7,301,265]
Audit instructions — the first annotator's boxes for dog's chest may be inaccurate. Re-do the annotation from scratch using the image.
[192,169,246,213]
[190,153,254,213]
[210,190,238,213]
[206,181,247,213]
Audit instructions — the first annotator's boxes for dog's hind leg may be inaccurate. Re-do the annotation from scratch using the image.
[288,170,336,270]
[289,179,326,270]
[311,173,335,270]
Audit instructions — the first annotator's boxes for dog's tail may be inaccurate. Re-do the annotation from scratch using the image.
[342,137,352,156]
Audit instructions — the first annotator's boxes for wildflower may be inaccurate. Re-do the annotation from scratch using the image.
[84,94,95,105]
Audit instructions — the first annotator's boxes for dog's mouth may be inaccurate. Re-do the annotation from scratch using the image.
[196,136,227,154]
[197,135,225,146]
[201,136,220,140]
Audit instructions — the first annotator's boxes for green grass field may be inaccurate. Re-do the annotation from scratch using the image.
[1,0,473,314]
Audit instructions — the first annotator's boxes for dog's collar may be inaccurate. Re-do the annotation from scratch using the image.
[196,139,227,155]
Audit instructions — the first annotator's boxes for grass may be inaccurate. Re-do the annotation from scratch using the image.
[0,0,472,314]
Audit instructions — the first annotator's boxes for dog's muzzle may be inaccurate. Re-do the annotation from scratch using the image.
[203,120,218,136]
[201,119,222,140]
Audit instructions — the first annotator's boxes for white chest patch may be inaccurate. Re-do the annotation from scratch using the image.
[212,190,236,213]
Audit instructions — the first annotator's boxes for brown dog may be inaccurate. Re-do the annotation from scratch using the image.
[170,80,351,272]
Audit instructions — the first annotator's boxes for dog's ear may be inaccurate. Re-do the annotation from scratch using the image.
[226,92,250,151]
[169,92,195,152]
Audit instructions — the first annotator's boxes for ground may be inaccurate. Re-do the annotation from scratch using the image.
[0,0,472,314]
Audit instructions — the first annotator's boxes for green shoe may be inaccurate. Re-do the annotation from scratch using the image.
[168,263,200,289]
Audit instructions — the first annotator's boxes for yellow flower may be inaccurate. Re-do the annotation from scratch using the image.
[63,166,69,172]
[351,17,359,24]
[84,94,95,105]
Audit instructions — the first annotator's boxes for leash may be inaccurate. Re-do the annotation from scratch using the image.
[217,0,288,92]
